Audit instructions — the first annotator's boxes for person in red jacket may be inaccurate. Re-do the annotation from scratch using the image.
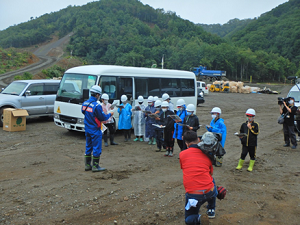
[180,131,218,225]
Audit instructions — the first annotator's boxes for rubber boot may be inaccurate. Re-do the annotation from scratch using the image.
[103,135,108,147]
[215,156,223,167]
[127,130,131,141]
[247,160,255,172]
[110,135,118,145]
[236,159,245,170]
[168,150,173,157]
[92,156,106,172]
[84,155,92,171]
[148,138,152,145]
[152,138,156,145]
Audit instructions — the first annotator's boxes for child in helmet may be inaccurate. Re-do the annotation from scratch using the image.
[206,107,227,167]
[158,101,175,156]
[173,99,187,152]
[118,94,132,141]
[145,96,156,145]
[162,93,174,112]
[153,100,164,151]
[236,108,259,172]
[100,93,118,147]
[182,104,200,150]
[133,96,146,142]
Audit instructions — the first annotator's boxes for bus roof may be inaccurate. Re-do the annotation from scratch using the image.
[65,65,195,78]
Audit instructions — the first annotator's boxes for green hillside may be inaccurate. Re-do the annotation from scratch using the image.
[0,48,37,74]
[0,0,298,82]
[229,0,300,66]
[198,18,253,38]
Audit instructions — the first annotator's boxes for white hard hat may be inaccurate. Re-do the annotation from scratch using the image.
[161,101,169,108]
[138,96,144,102]
[176,99,185,107]
[147,96,154,102]
[162,93,170,101]
[186,104,195,112]
[154,100,162,108]
[101,93,109,100]
[153,96,159,101]
[211,107,221,114]
[246,108,256,116]
[121,95,128,102]
[90,85,102,95]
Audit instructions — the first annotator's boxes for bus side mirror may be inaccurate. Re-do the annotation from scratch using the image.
[83,89,89,101]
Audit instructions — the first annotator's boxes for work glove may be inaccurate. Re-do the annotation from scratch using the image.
[217,186,226,200]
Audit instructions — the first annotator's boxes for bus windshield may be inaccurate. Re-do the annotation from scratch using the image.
[56,73,97,103]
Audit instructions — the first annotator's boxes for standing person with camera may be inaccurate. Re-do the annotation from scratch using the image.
[279,97,297,149]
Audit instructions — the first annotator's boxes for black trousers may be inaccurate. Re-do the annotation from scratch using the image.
[241,146,256,160]
[283,123,297,146]
[103,123,115,139]
[164,130,174,150]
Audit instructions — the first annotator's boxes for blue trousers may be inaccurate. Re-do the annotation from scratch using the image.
[85,132,102,157]
[185,184,217,225]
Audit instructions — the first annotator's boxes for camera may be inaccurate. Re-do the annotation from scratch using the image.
[278,97,289,105]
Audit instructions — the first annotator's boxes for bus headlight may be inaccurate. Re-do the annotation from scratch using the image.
[54,113,60,119]
[77,118,84,124]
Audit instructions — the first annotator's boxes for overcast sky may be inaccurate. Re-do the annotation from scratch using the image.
[0,0,288,31]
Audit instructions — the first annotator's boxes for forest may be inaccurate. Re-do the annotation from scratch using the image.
[0,0,299,82]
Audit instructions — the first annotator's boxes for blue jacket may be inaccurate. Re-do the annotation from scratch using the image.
[207,118,227,147]
[82,96,112,135]
[173,106,187,140]
[118,103,132,129]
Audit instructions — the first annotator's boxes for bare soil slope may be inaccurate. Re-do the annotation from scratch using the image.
[0,84,299,225]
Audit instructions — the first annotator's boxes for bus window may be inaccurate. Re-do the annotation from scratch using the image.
[181,79,195,96]
[100,76,117,100]
[161,78,180,97]
[119,78,133,100]
[148,78,160,97]
[135,78,148,98]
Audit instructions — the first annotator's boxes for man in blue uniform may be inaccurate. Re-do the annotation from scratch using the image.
[82,85,114,172]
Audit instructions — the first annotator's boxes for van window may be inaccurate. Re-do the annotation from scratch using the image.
[288,91,300,102]
[135,78,148,98]
[181,79,195,96]
[100,76,117,100]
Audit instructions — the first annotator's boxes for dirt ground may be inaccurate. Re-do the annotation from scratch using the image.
[0,84,299,225]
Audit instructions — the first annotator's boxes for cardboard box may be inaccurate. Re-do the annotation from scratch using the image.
[3,108,29,132]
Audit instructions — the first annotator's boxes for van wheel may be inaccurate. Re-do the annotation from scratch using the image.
[0,107,8,127]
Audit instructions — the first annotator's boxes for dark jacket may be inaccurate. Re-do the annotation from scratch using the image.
[160,110,175,131]
[240,120,259,146]
[183,114,200,134]
[283,105,297,126]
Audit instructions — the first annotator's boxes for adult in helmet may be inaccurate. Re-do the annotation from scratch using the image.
[279,97,297,149]
[81,85,114,172]
[118,94,132,141]
[100,93,118,147]
[173,99,187,151]
[145,96,157,145]
[236,108,259,172]
[133,96,146,142]
[162,93,174,112]
[206,107,227,167]
[182,104,200,150]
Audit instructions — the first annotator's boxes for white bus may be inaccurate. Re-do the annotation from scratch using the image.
[54,65,197,132]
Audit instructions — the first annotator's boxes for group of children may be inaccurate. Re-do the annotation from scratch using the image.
[101,92,260,171]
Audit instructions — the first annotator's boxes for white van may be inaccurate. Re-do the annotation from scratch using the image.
[54,65,197,132]
[287,84,300,107]
[197,81,209,95]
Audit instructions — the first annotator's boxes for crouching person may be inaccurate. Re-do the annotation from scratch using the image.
[180,131,218,224]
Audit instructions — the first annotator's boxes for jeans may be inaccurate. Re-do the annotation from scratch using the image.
[185,184,217,225]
